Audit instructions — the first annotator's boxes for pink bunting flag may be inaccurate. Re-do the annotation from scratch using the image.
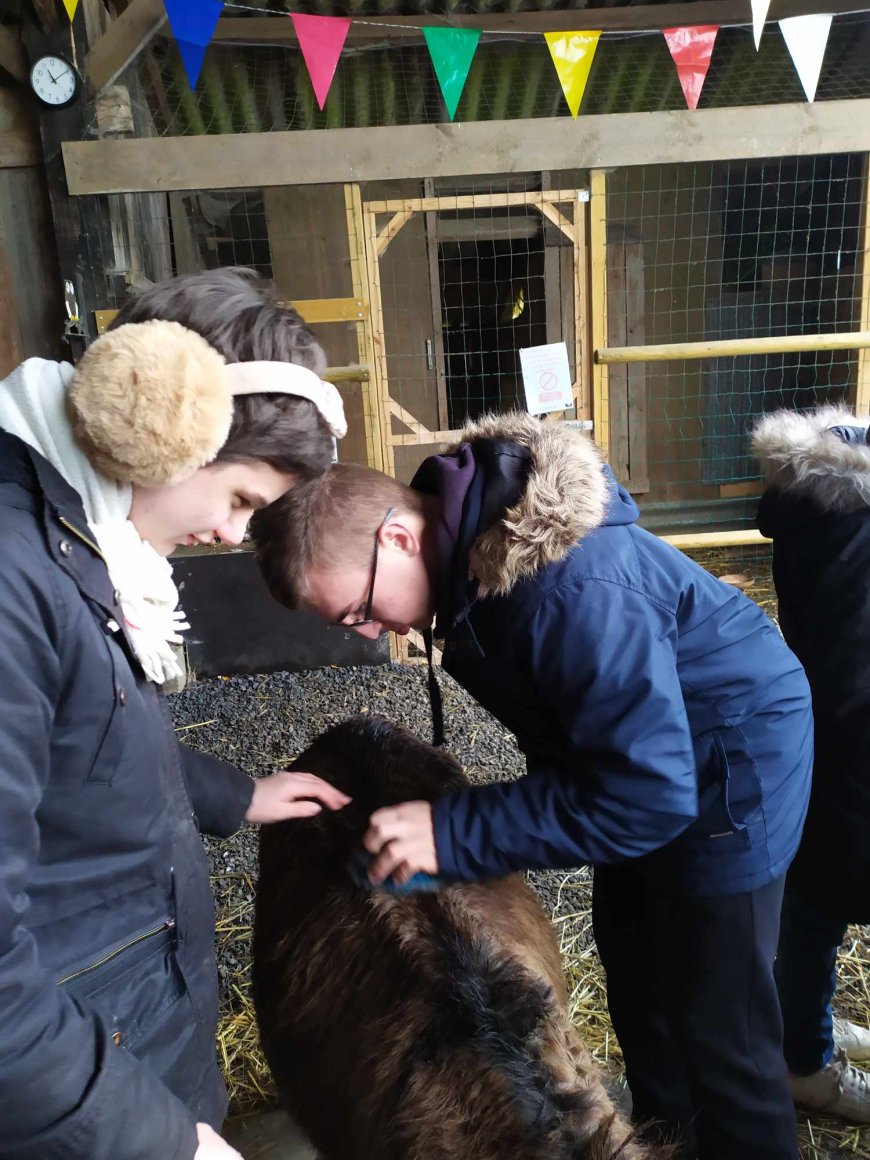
[663,25,719,111]
[291,13,351,110]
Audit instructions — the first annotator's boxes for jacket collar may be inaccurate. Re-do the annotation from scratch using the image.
[0,429,119,613]
[752,406,870,513]
[437,412,610,598]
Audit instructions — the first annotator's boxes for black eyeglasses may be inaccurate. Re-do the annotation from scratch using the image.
[329,507,396,629]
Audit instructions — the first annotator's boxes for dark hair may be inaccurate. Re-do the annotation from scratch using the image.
[252,464,424,609]
[110,267,334,479]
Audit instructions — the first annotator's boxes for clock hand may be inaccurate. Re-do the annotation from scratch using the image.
[47,70,59,83]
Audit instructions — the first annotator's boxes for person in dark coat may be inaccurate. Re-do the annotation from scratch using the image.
[0,272,350,1160]
[252,411,815,1160]
[754,406,870,1123]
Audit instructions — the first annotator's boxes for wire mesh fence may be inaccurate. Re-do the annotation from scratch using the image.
[606,152,866,533]
[681,542,778,624]
[92,150,866,532]
[100,10,870,142]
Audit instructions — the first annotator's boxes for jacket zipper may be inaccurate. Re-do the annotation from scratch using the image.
[56,919,176,987]
[58,515,106,563]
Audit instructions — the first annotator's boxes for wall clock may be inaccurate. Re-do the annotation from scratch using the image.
[30,55,81,109]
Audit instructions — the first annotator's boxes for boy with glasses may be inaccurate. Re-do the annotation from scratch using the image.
[253,412,813,1159]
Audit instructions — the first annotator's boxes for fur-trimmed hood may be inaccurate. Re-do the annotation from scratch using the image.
[752,405,870,513]
[443,412,620,597]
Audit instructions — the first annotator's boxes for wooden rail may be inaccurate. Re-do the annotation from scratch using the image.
[597,331,870,364]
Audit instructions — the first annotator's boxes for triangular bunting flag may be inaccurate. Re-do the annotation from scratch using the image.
[291,14,351,111]
[663,26,719,111]
[780,14,832,103]
[61,0,79,20]
[165,0,225,90]
[751,0,771,49]
[544,32,601,118]
[422,27,481,121]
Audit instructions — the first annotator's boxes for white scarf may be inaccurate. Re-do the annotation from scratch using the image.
[0,359,187,684]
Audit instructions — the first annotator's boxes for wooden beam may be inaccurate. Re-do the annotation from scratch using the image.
[589,170,609,456]
[0,24,28,84]
[29,1,58,34]
[95,298,368,333]
[63,100,870,195]
[85,0,167,95]
[0,131,41,167]
[661,529,771,550]
[0,90,41,167]
[366,191,579,214]
[598,331,870,364]
[209,0,870,41]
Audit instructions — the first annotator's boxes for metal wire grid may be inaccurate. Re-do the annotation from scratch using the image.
[605,154,865,533]
[93,148,864,528]
[109,13,870,140]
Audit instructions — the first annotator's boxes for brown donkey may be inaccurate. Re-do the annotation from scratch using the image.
[254,717,672,1160]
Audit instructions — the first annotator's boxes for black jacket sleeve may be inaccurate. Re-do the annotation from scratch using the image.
[179,746,254,838]
[0,531,199,1160]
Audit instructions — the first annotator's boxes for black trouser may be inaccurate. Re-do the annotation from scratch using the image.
[592,864,798,1160]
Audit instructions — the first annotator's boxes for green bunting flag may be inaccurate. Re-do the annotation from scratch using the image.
[422,27,482,121]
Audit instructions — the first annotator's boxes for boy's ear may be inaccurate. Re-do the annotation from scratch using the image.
[380,519,421,558]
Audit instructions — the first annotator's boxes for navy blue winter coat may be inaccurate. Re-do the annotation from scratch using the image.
[413,413,813,898]
[755,407,870,921]
[0,430,254,1158]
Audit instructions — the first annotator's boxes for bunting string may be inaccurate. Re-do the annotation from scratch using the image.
[60,0,845,115]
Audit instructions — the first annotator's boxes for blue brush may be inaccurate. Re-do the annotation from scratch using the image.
[346,845,448,895]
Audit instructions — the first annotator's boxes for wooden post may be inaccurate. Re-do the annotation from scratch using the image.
[23,9,122,354]
[574,190,591,421]
[361,201,396,480]
[423,177,449,430]
[589,170,609,456]
[345,184,395,479]
[856,154,870,414]
[598,331,870,363]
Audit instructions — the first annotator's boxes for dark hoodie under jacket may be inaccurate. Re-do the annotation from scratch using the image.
[0,429,255,1159]
[755,406,870,921]
[414,413,814,899]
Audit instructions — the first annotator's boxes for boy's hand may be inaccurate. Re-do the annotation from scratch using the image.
[363,801,438,885]
[194,1122,243,1158]
[245,771,351,825]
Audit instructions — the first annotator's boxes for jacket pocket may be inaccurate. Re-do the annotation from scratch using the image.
[58,918,185,1051]
[683,730,758,850]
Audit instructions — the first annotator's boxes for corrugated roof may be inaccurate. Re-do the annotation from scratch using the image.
[132,9,870,136]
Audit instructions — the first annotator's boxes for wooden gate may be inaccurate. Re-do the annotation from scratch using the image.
[348,184,593,483]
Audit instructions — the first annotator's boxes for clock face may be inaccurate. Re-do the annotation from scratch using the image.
[30,55,80,108]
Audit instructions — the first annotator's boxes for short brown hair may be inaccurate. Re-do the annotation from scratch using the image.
[111,267,333,480]
[252,463,425,609]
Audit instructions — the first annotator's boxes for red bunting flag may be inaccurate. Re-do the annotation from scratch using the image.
[291,13,351,110]
[663,25,719,111]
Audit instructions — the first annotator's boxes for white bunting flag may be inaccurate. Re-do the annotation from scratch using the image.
[779,13,833,102]
[751,0,771,48]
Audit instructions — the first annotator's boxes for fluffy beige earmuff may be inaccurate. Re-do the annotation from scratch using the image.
[67,320,233,488]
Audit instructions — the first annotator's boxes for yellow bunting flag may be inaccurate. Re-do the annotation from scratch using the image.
[61,0,79,19]
[544,31,601,118]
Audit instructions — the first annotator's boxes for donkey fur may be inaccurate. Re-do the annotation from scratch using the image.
[253,717,671,1160]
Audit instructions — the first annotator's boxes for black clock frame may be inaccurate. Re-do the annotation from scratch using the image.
[29,53,82,110]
